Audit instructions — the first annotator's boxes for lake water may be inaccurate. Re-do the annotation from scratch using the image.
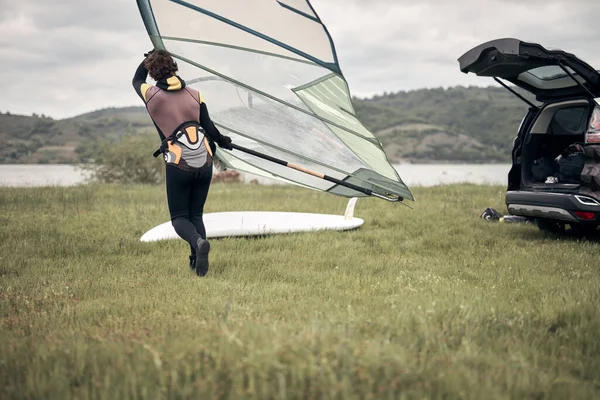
[0,164,511,188]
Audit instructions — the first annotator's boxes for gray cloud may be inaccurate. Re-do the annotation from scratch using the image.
[315,0,600,95]
[0,0,151,117]
[0,0,139,30]
[1,0,599,118]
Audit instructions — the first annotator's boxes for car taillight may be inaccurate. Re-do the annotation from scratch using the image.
[586,107,600,143]
[590,107,600,131]
[574,211,596,220]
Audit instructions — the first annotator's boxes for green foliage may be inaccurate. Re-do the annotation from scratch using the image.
[352,101,428,133]
[30,119,56,135]
[83,133,165,184]
[1,184,599,398]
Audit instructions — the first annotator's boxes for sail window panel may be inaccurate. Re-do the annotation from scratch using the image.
[219,127,348,190]
[212,96,368,171]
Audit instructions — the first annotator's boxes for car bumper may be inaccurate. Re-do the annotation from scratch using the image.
[506,191,600,223]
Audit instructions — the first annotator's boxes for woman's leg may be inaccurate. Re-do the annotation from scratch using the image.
[165,166,205,253]
[187,164,213,276]
[189,164,213,240]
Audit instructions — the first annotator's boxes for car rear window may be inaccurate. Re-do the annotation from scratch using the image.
[525,65,576,81]
[551,106,589,134]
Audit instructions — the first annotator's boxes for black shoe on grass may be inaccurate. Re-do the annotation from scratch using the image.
[194,238,210,277]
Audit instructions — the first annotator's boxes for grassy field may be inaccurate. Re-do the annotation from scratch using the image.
[1,182,599,399]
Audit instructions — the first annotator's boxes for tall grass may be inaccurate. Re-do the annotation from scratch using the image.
[1,183,599,399]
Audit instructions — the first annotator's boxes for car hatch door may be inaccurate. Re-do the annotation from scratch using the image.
[458,38,600,102]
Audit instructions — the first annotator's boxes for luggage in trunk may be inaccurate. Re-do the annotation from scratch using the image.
[557,144,586,183]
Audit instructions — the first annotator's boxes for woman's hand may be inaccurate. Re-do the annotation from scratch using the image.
[216,135,233,150]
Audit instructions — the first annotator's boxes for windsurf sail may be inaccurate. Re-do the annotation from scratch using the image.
[136,0,414,202]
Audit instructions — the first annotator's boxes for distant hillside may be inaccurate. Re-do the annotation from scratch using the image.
[353,86,537,163]
[0,108,155,164]
[0,86,535,164]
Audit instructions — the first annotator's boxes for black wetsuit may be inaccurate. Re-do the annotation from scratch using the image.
[132,60,229,259]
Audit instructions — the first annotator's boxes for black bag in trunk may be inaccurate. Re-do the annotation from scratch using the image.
[557,144,585,183]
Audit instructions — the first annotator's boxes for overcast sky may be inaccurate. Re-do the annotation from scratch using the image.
[1,0,599,119]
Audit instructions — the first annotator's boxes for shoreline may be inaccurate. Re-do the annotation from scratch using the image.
[0,163,511,188]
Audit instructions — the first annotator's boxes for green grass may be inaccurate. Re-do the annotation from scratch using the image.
[1,183,599,399]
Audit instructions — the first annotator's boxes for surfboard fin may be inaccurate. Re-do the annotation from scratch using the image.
[344,198,358,220]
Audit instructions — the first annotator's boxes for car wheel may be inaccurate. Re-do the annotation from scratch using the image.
[536,218,566,234]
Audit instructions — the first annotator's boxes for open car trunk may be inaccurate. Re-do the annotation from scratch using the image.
[521,99,590,189]
[458,38,600,199]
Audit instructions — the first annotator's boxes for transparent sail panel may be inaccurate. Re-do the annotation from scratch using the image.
[219,127,351,190]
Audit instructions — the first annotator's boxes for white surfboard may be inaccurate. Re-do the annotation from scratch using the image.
[140,198,363,242]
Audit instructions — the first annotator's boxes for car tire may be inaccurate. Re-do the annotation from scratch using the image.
[536,218,566,234]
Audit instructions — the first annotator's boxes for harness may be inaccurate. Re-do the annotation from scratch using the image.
[153,121,213,171]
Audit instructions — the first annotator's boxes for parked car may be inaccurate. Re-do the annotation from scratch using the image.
[458,38,600,234]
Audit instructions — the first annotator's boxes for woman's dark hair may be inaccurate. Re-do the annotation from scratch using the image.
[144,50,178,82]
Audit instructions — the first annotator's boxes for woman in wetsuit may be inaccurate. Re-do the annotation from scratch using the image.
[132,49,232,277]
